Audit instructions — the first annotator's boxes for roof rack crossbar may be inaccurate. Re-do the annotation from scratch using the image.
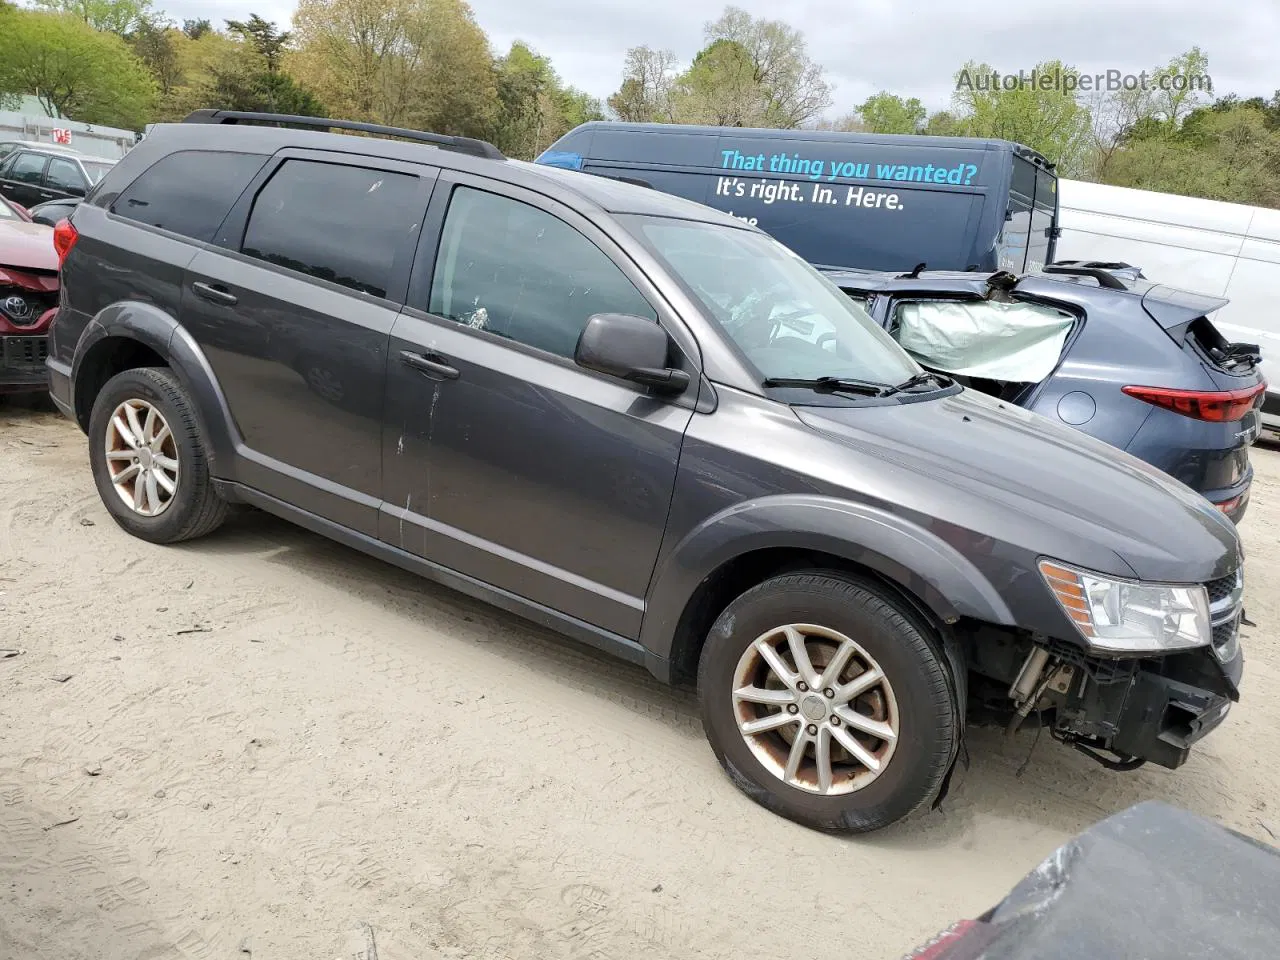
[181,109,505,161]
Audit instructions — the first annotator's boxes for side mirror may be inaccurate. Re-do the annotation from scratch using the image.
[575,313,690,393]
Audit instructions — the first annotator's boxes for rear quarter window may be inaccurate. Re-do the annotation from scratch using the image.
[239,159,422,300]
[110,150,269,243]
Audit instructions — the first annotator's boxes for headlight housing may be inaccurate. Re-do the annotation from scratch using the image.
[1039,559,1210,655]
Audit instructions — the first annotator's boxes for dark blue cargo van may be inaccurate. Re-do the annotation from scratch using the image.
[536,122,1059,274]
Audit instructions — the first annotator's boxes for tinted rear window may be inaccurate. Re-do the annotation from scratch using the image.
[240,159,421,300]
[111,150,268,243]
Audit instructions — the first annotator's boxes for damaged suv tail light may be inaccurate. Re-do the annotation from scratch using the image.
[53,218,79,267]
[1122,382,1266,422]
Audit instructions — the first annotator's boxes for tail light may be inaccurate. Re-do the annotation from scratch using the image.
[1122,382,1266,422]
[52,218,78,267]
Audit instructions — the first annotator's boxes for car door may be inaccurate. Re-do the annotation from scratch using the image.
[42,156,89,202]
[0,152,50,208]
[381,172,698,638]
[181,149,437,536]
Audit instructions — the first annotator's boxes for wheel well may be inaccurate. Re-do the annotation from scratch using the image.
[74,337,168,430]
[666,548,948,686]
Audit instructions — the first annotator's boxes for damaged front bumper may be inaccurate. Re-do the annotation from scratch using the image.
[1048,572,1244,770]
[0,309,55,392]
[1,265,58,393]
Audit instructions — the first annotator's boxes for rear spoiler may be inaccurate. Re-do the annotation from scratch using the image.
[1140,284,1229,330]
[1141,285,1261,369]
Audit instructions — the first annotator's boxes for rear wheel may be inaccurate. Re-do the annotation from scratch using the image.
[87,366,227,544]
[698,572,958,832]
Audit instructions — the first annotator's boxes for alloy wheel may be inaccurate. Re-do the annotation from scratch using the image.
[731,623,899,795]
[104,398,180,517]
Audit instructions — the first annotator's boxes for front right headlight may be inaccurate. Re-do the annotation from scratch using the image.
[1039,559,1210,655]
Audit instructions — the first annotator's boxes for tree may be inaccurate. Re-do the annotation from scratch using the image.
[127,14,182,99]
[0,9,155,127]
[1084,48,1213,180]
[701,5,831,127]
[857,93,926,134]
[226,14,290,72]
[672,38,766,126]
[608,46,677,122]
[149,22,325,120]
[31,0,151,35]
[291,0,497,137]
[182,17,210,39]
[489,42,602,158]
[1105,103,1280,208]
[951,59,1092,173]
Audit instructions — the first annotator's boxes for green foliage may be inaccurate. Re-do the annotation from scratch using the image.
[0,8,155,127]
[610,6,830,129]
[226,14,289,71]
[1107,104,1280,207]
[951,59,1093,173]
[291,0,497,138]
[490,41,603,159]
[31,0,151,35]
[857,93,926,134]
[182,17,209,39]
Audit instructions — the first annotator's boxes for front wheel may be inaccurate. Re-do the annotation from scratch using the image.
[698,572,959,833]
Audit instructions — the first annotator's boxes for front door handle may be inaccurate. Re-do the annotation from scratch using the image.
[399,350,459,380]
[192,281,238,306]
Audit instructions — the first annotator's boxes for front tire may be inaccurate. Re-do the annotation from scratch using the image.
[698,572,959,833]
[87,366,227,544]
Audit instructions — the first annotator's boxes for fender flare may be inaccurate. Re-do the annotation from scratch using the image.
[71,301,242,477]
[639,493,1015,665]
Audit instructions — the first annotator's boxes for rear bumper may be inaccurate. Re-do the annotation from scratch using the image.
[1203,464,1252,524]
[0,334,50,393]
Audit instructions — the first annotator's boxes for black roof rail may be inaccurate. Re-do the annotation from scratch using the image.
[596,174,653,189]
[1041,263,1128,290]
[180,109,505,161]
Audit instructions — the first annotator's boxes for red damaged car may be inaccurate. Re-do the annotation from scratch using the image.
[0,196,58,394]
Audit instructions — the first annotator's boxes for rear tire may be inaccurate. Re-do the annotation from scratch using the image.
[87,366,227,544]
[698,572,958,833]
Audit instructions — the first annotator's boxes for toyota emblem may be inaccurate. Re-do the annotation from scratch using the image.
[2,295,31,320]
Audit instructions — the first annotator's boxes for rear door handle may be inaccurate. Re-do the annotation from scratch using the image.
[192,281,238,306]
[399,350,459,380]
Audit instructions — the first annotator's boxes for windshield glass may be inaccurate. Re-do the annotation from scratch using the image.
[627,217,920,385]
[82,161,114,184]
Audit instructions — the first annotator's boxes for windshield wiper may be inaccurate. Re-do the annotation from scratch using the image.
[761,376,888,397]
[880,371,953,397]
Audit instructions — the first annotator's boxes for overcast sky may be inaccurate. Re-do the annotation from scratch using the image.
[170,0,1277,118]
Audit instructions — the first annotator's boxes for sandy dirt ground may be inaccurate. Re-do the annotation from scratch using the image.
[2,397,1278,960]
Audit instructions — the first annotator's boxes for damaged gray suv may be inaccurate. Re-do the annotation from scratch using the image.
[48,111,1245,833]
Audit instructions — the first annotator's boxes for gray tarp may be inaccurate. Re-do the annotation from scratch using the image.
[895,300,1075,383]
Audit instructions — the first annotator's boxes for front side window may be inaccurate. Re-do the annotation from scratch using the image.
[428,186,656,359]
[113,150,268,243]
[9,153,47,185]
[241,159,421,299]
[627,216,918,385]
[45,158,86,194]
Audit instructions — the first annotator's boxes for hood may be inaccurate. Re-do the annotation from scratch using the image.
[796,389,1240,583]
[0,220,58,273]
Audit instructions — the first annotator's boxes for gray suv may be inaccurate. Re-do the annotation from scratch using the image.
[47,111,1245,833]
